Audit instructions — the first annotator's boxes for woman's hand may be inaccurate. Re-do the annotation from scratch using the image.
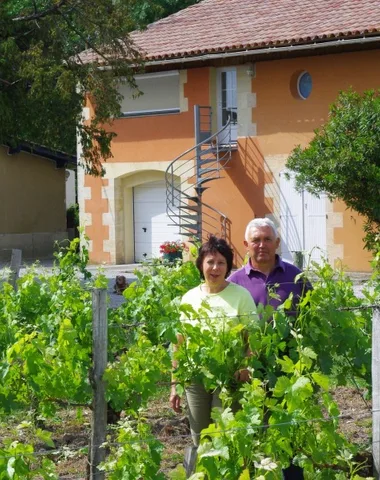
[170,388,182,413]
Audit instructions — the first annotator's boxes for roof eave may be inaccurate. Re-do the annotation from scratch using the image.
[143,34,380,66]
[6,143,77,169]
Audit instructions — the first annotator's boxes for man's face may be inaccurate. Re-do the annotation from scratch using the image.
[244,226,280,266]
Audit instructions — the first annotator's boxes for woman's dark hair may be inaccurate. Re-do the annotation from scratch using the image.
[196,235,234,279]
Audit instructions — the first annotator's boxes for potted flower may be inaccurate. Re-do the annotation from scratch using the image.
[159,240,185,263]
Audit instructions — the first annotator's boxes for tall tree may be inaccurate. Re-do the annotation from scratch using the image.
[132,0,200,25]
[286,89,380,250]
[0,0,199,175]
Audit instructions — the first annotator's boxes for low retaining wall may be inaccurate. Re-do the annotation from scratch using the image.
[0,232,68,261]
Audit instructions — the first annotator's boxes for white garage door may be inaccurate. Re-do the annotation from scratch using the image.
[279,171,327,266]
[133,180,181,262]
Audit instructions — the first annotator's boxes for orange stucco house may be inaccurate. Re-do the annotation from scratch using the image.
[78,0,380,271]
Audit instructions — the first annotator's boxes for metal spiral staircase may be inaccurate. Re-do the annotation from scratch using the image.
[165,105,234,242]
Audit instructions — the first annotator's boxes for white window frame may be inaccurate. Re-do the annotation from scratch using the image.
[217,67,238,142]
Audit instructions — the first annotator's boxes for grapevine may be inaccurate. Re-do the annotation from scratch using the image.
[0,240,376,478]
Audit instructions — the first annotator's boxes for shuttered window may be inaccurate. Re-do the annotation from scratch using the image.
[119,71,180,117]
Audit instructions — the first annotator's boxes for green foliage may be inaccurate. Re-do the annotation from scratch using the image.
[0,421,57,478]
[0,0,200,175]
[99,419,165,479]
[174,305,249,396]
[297,262,371,387]
[119,260,200,344]
[172,261,373,478]
[286,89,380,249]
[0,239,98,416]
[368,239,380,285]
[54,236,92,280]
[0,240,375,478]
[185,363,366,479]
[131,0,200,26]
[66,203,79,229]
[0,0,142,173]
[104,335,171,414]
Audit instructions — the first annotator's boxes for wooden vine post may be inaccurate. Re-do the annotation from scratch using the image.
[9,249,22,291]
[90,288,108,479]
[373,307,380,480]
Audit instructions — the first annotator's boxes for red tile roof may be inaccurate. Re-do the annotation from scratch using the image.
[81,0,380,63]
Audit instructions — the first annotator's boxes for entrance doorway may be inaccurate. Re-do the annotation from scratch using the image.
[279,171,327,266]
[133,180,181,261]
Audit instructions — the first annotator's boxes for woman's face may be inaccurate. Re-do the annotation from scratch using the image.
[202,251,228,288]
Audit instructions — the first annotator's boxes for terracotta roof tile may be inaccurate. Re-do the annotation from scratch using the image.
[81,0,380,63]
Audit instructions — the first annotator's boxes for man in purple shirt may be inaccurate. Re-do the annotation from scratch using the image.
[229,217,308,479]
[229,217,310,314]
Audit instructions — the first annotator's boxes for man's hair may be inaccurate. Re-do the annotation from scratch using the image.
[196,235,234,279]
[245,218,279,241]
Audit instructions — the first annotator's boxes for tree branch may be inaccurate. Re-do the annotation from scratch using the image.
[58,9,113,65]
[58,7,138,68]
[12,0,70,22]
[0,78,22,87]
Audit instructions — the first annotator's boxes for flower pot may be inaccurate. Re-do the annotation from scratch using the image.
[162,251,182,263]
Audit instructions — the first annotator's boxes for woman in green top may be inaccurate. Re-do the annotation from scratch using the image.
[170,235,257,447]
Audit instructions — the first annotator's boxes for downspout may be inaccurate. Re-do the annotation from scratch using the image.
[302,190,306,253]
[194,104,203,240]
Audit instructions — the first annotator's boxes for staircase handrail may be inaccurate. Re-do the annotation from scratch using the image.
[165,112,232,240]
[199,201,228,239]
[165,116,232,174]
[201,201,227,220]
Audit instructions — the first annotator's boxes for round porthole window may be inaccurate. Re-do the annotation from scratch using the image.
[297,71,312,99]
